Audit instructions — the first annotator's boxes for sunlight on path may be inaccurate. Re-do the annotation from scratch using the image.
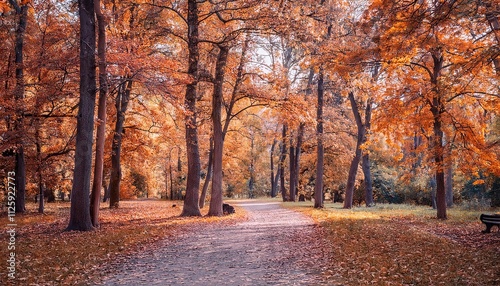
[97,201,332,285]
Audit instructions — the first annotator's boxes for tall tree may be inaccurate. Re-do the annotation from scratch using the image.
[67,0,96,231]
[280,124,288,201]
[90,0,108,227]
[181,0,202,216]
[314,68,324,208]
[9,0,28,213]
[208,45,229,216]
[109,78,131,208]
[343,92,372,209]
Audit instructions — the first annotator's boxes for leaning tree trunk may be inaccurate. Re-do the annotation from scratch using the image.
[199,137,213,208]
[181,0,202,217]
[344,93,364,209]
[90,0,108,227]
[208,46,229,217]
[109,79,131,208]
[67,0,96,231]
[314,68,324,209]
[10,1,28,213]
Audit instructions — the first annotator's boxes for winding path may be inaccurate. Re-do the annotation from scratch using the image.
[98,201,333,285]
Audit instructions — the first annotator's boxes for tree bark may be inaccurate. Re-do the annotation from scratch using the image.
[109,78,131,208]
[181,0,202,217]
[362,99,374,207]
[344,92,364,209]
[35,118,44,213]
[430,51,447,220]
[289,143,296,202]
[208,46,229,216]
[199,137,213,208]
[280,124,288,201]
[314,68,324,208]
[445,163,453,207]
[10,1,28,213]
[67,0,96,231]
[90,0,108,227]
[270,139,277,197]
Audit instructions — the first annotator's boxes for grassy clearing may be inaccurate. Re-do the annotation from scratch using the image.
[284,202,500,285]
[0,200,246,285]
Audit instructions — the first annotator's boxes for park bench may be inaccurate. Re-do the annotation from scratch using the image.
[479,214,500,233]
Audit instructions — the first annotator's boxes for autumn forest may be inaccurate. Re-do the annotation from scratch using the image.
[0,0,500,285]
[1,0,499,284]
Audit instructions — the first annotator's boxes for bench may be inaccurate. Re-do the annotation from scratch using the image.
[480,214,500,233]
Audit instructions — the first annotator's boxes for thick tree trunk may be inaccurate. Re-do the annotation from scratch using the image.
[67,0,96,231]
[280,124,288,201]
[109,79,131,208]
[208,46,229,216]
[314,69,324,209]
[430,51,447,220]
[90,0,108,227]
[199,137,213,208]
[181,0,202,217]
[11,2,28,213]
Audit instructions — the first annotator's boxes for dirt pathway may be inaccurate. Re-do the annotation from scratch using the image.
[98,201,334,285]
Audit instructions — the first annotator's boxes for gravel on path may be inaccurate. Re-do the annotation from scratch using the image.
[98,201,335,285]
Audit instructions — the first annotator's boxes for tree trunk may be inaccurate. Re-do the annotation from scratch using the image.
[11,1,28,214]
[208,46,229,217]
[344,92,364,209]
[314,68,324,208]
[270,139,277,197]
[90,0,108,227]
[430,51,447,220]
[289,143,296,202]
[14,146,26,213]
[362,153,374,207]
[181,0,202,217]
[362,99,374,207]
[35,119,44,213]
[109,78,132,208]
[280,124,288,201]
[445,163,453,207]
[199,137,213,208]
[67,0,96,231]
[103,174,109,203]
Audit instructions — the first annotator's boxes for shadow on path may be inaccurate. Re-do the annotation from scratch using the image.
[98,201,333,285]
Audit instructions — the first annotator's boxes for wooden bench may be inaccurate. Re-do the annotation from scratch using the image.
[480,214,500,233]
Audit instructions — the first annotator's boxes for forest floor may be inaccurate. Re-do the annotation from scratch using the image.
[1,199,499,285]
[96,200,333,285]
[285,201,500,285]
[0,200,246,285]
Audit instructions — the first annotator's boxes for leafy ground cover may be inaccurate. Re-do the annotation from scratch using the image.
[284,202,500,285]
[0,200,246,285]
